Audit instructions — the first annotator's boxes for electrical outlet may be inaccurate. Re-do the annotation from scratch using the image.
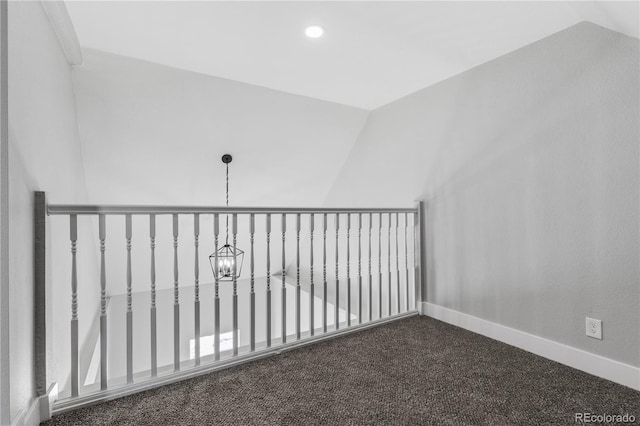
[586,317,602,340]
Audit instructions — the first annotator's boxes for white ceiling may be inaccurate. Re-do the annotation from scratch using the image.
[65,1,639,110]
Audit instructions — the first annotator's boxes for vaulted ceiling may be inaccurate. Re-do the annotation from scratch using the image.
[65,1,639,110]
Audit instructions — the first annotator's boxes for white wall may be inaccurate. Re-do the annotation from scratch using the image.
[0,0,9,423]
[68,49,369,299]
[325,22,639,366]
[72,49,369,207]
[7,2,98,421]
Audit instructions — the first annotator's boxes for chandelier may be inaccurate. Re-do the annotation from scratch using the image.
[209,154,244,281]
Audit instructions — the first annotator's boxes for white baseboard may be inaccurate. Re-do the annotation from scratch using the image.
[422,302,640,391]
[12,382,57,426]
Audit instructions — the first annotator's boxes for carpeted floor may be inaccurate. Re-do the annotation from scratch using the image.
[43,316,640,425]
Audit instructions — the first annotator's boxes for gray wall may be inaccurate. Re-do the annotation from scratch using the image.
[0,0,8,423]
[71,49,369,207]
[63,49,373,322]
[325,22,639,366]
[69,48,369,295]
[7,2,100,420]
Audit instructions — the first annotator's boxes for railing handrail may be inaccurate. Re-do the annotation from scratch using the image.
[47,205,418,215]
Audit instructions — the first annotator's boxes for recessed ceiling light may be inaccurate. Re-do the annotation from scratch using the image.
[305,25,325,39]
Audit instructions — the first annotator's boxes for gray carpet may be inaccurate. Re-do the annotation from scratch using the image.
[43,316,640,425]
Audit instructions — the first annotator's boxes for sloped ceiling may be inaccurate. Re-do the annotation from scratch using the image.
[65,1,639,110]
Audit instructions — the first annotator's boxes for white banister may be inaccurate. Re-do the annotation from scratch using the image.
[44,200,422,408]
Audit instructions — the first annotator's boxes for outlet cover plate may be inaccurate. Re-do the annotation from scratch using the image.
[586,317,602,340]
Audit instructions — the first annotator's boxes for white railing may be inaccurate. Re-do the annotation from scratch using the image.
[36,193,423,413]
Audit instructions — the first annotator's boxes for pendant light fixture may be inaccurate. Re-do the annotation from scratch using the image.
[209,154,244,281]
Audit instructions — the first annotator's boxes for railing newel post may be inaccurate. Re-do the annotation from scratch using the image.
[34,192,47,397]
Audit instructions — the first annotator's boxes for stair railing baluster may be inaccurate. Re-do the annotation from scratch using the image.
[214,214,220,361]
[150,215,157,377]
[99,214,108,389]
[309,215,315,336]
[266,214,271,348]
[70,215,79,397]
[173,214,180,371]
[250,213,255,352]
[126,214,133,383]
[194,214,200,366]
